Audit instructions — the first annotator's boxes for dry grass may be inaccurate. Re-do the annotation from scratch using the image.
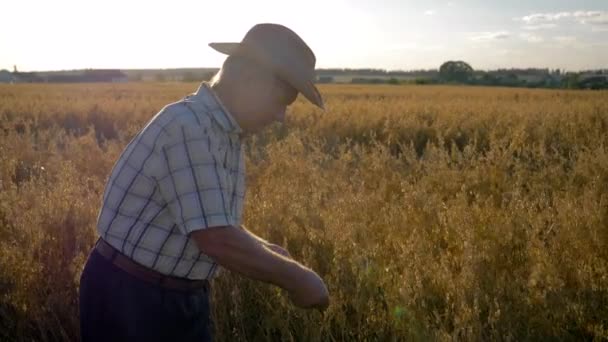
[0,83,607,341]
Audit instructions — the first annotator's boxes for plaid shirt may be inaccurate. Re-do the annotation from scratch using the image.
[96,83,245,280]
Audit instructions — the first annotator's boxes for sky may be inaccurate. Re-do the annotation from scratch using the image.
[1,0,607,72]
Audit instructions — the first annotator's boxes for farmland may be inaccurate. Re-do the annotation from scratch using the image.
[0,83,607,341]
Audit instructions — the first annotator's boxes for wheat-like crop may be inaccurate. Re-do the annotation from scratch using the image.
[0,83,607,341]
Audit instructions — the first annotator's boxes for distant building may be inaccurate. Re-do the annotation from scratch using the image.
[12,72,45,83]
[580,72,608,80]
[316,76,334,83]
[45,69,129,83]
[0,69,13,83]
[518,74,546,84]
[82,69,128,83]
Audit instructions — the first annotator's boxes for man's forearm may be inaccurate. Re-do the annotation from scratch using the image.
[239,225,270,246]
[192,226,304,291]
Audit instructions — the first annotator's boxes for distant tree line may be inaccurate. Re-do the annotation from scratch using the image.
[332,61,608,89]
[11,64,604,90]
[436,61,608,89]
[316,68,438,78]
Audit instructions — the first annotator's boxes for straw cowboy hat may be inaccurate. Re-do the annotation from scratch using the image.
[209,23,324,110]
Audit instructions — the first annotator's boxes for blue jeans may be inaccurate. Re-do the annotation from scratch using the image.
[79,249,213,342]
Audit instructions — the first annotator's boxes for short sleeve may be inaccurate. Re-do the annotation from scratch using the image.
[155,124,234,235]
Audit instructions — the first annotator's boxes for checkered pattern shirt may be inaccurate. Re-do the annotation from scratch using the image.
[96,83,245,280]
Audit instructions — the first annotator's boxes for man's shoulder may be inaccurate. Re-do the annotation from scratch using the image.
[151,99,215,137]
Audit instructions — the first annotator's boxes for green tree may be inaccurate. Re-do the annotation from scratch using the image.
[562,73,580,89]
[439,61,474,83]
[479,73,499,86]
[578,75,608,90]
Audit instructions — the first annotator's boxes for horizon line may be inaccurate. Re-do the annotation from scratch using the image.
[5,66,607,73]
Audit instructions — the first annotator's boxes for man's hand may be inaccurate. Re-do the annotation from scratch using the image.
[286,268,329,310]
[264,244,328,310]
[266,243,291,259]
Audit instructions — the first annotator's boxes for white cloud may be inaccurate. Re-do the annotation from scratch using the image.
[469,31,510,42]
[578,12,608,25]
[520,33,544,43]
[425,10,435,16]
[521,12,571,23]
[573,11,603,19]
[523,23,557,30]
[519,10,608,28]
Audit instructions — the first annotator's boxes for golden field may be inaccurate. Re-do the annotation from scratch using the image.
[0,83,607,341]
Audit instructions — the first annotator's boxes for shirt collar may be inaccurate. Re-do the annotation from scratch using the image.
[190,82,242,135]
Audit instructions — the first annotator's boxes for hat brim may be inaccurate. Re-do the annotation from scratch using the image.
[299,80,325,110]
[209,42,241,55]
[208,42,325,110]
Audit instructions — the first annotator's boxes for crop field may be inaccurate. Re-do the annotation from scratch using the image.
[0,83,607,341]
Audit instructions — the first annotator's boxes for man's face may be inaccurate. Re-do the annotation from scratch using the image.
[237,73,298,133]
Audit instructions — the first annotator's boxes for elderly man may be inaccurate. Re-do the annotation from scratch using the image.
[79,23,329,342]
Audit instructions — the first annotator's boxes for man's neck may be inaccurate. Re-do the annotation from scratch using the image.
[211,82,236,116]
[210,81,248,135]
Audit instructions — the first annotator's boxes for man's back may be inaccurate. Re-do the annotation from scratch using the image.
[97,84,245,280]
